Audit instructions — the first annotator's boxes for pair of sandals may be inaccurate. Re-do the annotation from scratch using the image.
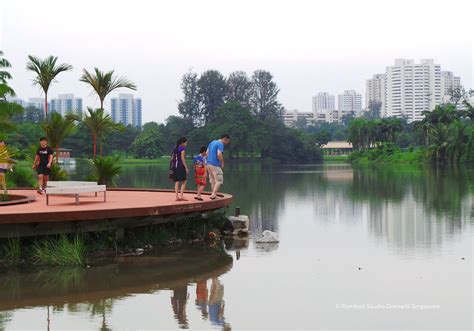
[193,195,218,201]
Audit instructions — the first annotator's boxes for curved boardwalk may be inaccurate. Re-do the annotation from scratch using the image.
[0,189,232,237]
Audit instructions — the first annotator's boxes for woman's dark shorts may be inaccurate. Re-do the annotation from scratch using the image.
[173,166,187,182]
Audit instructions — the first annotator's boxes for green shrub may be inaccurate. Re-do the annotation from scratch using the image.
[6,165,36,188]
[0,237,21,265]
[50,163,69,181]
[86,156,122,186]
[32,235,86,266]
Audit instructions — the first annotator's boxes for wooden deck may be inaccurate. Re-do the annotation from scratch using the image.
[0,189,233,237]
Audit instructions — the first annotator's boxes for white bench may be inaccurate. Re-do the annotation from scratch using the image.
[47,181,102,197]
[45,185,107,206]
[47,181,98,187]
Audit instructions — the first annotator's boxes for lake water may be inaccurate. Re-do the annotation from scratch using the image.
[1,162,472,330]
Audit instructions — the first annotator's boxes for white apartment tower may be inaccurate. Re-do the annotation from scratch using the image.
[312,92,335,112]
[338,90,362,113]
[366,74,385,109]
[440,71,461,103]
[49,94,83,116]
[111,93,142,127]
[384,59,441,122]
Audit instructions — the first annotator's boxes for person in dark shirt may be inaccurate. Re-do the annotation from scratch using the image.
[171,137,189,201]
[32,137,53,194]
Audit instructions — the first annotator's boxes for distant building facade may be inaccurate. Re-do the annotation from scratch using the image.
[282,109,314,127]
[28,98,45,111]
[440,71,461,103]
[384,59,442,122]
[366,73,385,109]
[283,108,351,126]
[312,92,335,112]
[338,90,362,113]
[7,97,45,112]
[111,93,142,127]
[50,94,83,116]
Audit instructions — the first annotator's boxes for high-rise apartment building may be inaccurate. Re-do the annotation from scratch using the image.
[312,92,335,112]
[28,98,45,111]
[7,97,46,112]
[384,59,441,122]
[366,74,385,109]
[338,90,362,113]
[281,109,314,127]
[50,94,83,116]
[440,71,461,103]
[111,93,142,127]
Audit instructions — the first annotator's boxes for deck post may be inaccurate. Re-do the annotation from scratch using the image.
[104,191,106,202]
[75,194,79,206]
[46,194,49,205]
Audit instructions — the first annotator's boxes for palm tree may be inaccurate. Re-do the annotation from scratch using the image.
[0,51,23,132]
[79,68,136,110]
[88,157,122,186]
[0,51,15,96]
[81,108,124,158]
[41,113,77,163]
[383,117,403,143]
[26,55,73,119]
[461,100,474,121]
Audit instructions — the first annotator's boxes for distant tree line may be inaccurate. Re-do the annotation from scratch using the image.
[4,65,322,163]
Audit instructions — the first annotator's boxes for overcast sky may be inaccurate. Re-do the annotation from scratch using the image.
[1,0,473,123]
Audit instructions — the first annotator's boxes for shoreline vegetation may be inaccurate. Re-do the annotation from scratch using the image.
[344,103,474,166]
[0,211,229,267]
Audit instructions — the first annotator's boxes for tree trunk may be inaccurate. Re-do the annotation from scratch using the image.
[56,146,59,164]
[100,99,104,111]
[44,92,48,120]
[93,135,97,158]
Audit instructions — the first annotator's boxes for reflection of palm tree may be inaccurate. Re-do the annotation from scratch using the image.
[171,284,189,329]
[0,311,13,330]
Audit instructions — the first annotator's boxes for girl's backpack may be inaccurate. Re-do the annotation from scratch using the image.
[168,148,178,180]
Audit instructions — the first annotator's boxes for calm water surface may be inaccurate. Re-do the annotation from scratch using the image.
[1,162,472,330]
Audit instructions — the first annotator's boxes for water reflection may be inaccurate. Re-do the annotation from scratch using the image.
[55,162,473,328]
[106,161,472,253]
[0,246,235,330]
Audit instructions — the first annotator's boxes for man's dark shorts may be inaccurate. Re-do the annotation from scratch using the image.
[37,165,51,176]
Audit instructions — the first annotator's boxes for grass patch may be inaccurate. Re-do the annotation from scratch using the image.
[0,237,21,265]
[31,235,87,266]
[118,157,170,165]
[348,144,426,165]
[0,211,229,268]
[323,155,349,162]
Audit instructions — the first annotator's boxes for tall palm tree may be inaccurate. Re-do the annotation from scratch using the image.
[0,51,15,96]
[79,68,136,110]
[41,113,77,163]
[461,100,474,121]
[81,108,124,158]
[26,55,73,119]
[0,51,23,132]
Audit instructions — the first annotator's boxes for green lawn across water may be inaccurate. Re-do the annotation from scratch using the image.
[323,155,349,162]
[118,158,169,165]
